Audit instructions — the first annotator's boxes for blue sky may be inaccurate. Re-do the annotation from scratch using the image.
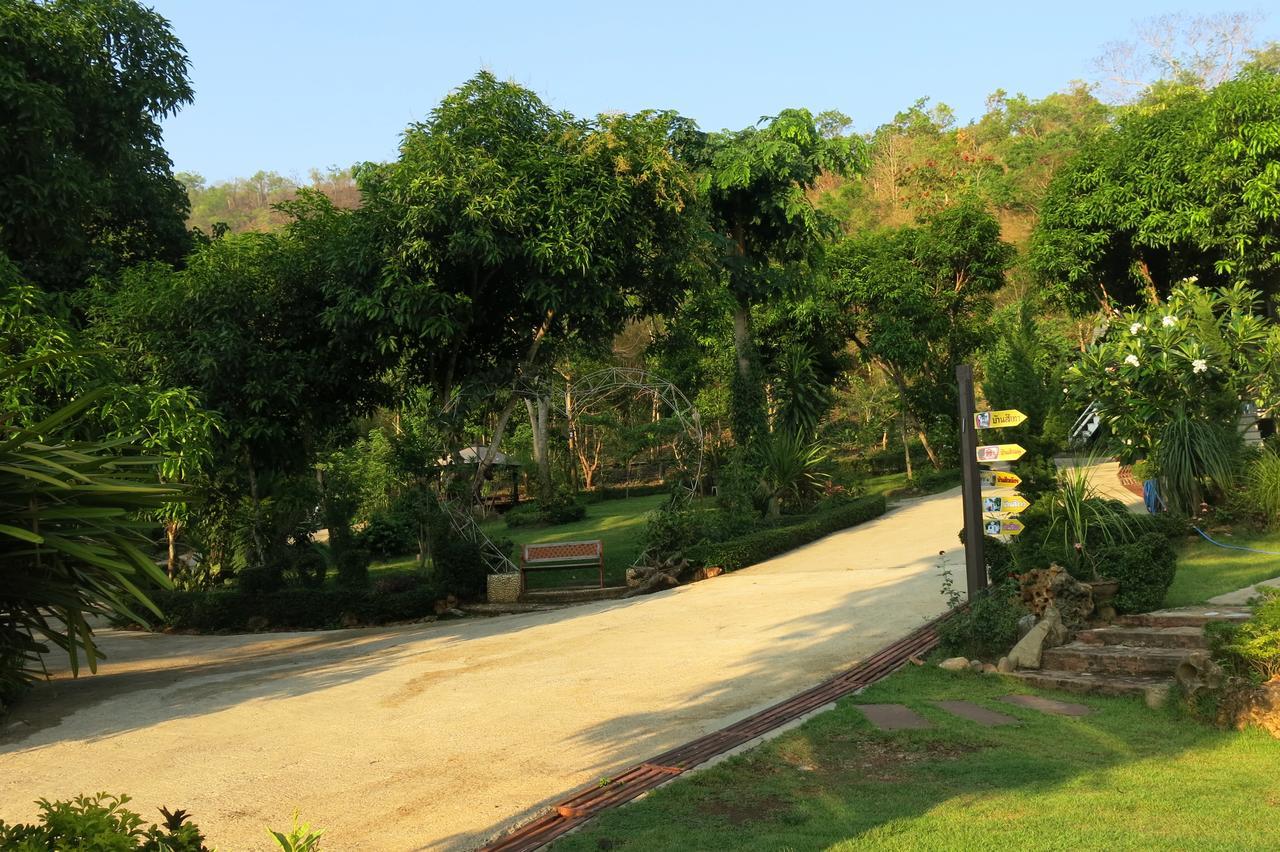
[151,1,1275,182]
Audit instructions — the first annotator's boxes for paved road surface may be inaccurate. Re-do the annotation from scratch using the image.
[0,489,963,850]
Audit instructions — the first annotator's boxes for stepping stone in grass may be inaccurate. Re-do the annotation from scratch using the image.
[856,703,933,731]
[999,694,1091,717]
[930,700,1019,727]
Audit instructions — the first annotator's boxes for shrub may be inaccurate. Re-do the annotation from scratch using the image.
[149,580,448,632]
[1092,531,1178,614]
[1242,446,1280,528]
[538,492,586,525]
[687,495,886,572]
[502,503,542,528]
[1209,588,1280,683]
[0,792,210,851]
[433,539,489,600]
[357,510,417,558]
[984,536,1016,585]
[334,546,372,589]
[938,580,1027,661]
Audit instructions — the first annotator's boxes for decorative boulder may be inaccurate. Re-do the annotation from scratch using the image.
[1005,604,1066,670]
[938,657,970,671]
[1020,564,1094,627]
[1217,679,1280,739]
[1176,651,1226,700]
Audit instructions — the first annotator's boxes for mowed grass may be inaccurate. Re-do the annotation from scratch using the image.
[552,664,1280,851]
[1165,528,1280,607]
[480,493,669,589]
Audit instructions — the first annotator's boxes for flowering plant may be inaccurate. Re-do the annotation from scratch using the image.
[1064,280,1280,458]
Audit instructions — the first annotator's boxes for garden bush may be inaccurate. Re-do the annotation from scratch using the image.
[686,494,886,572]
[1208,588,1280,683]
[538,492,586,525]
[356,510,417,557]
[149,579,448,633]
[938,580,1027,660]
[433,539,489,600]
[0,792,210,851]
[1092,531,1178,614]
[502,503,542,528]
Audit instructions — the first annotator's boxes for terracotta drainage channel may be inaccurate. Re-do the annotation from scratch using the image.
[479,610,956,852]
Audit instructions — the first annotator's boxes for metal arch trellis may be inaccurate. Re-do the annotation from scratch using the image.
[457,367,705,576]
[549,367,704,501]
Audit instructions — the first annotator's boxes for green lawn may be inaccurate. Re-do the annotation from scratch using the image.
[552,665,1280,851]
[863,469,961,501]
[1166,528,1280,607]
[479,493,669,589]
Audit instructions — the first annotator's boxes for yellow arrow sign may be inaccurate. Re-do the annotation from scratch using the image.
[980,470,1022,489]
[982,494,1030,514]
[974,409,1028,430]
[976,443,1026,463]
[983,518,1025,536]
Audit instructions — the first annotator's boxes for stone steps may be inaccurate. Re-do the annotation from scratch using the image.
[1012,606,1254,703]
[520,585,628,604]
[1003,669,1173,701]
[1041,642,1194,677]
[1075,625,1207,650]
[1117,606,1252,629]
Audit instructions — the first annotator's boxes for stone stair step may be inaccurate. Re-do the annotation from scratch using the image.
[1041,642,1194,676]
[1117,606,1252,629]
[1075,625,1207,650]
[1003,669,1173,700]
[520,586,628,604]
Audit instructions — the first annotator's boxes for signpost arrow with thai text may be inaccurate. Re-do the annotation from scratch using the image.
[974,409,1027,430]
[983,518,1025,536]
[979,470,1022,489]
[975,443,1026,463]
[981,494,1030,514]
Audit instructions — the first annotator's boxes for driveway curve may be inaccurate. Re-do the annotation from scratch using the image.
[0,488,963,850]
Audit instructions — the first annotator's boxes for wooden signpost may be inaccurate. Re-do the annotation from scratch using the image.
[957,362,1033,601]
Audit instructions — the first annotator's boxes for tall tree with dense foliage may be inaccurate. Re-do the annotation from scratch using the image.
[829,201,1015,466]
[1032,67,1280,314]
[348,72,703,495]
[0,0,193,292]
[681,111,862,447]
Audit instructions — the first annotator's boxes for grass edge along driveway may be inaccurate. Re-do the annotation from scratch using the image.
[551,664,1280,851]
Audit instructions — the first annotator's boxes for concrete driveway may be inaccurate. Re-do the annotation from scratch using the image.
[0,488,963,850]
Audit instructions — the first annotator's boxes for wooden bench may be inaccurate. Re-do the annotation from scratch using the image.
[519,540,605,594]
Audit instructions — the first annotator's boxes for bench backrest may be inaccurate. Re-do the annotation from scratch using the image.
[522,540,603,565]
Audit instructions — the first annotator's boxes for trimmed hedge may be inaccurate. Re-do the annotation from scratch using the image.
[149,579,447,633]
[687,494,887,572]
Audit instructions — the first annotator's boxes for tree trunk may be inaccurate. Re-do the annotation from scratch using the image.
[917,428,942,470]
[165,520,179,578]
[901,410,914,481]
[245,450,267,569]
[471,396,520,504]
[525,396,552,498]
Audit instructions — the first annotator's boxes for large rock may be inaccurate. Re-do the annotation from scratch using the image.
[1217,679,1280,739]
[1020,564,1094,627]
[938,656,970,672]
[1005,605,1066,670]
[1176,651,1225,700]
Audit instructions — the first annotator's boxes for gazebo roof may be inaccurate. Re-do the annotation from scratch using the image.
[441,445,518,467]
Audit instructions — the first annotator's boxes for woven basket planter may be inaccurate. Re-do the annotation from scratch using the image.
[487,572,521,604]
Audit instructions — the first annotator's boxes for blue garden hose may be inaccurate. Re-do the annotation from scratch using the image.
[1145,478,1280,556]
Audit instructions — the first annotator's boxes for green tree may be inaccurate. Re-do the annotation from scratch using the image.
[0,0,193,292]
[829,201,1015,466]
[348,72,703,497]
[680,111,862,447]
[1032,69,1280,314]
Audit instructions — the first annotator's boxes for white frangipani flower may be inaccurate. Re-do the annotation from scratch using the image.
[1192,358,1208,374]
[1124,354,1140,367]
[1162,315,1177,328]
[1187,275,1199,284]
[1129,321,1144,335]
